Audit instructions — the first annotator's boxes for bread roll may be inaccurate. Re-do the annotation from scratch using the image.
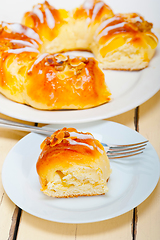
[36,127,112,198]
[0,1,158,110]
[0,22,41,104]
[22,0,114,53]
[0,26,111,110]
[92,13,158,70]
[22,2,158,70]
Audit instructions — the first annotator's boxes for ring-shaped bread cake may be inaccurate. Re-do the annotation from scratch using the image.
[0,0,158,110]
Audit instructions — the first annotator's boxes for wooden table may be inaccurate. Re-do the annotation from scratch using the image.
[0,91,160,240]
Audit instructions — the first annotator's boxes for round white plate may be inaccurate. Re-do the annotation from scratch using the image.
[2,121,160,223]
[0,0,160,124]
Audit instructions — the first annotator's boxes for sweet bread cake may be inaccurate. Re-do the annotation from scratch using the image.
[0,20,111,109]
[0,23,111,109]
[36,127,112,198]
[22,0,158,70]
[92,13,158,70]
[0,0,158,110]
[22,0,114,53]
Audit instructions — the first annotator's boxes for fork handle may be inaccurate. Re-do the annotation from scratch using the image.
[0,117,110,148]
[0,118,55,135]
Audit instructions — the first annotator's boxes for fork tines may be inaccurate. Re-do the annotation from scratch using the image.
[108,140,148,148]
[106,140,148,159]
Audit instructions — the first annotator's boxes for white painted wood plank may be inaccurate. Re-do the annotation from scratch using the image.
[0,114,34,240]
[136,91,160,240]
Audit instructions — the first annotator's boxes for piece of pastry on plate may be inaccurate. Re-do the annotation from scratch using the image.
[36,127,112,198]
[22,0,114,53]
[92,13,158,70]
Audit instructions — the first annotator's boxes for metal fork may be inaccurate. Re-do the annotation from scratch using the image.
[0,117,148,159]
[102,141,148,159]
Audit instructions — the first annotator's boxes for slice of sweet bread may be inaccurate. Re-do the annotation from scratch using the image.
[36,127,112,198]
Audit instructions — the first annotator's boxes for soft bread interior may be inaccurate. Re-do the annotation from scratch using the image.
[36,127,112,198]
[43,165,109,198]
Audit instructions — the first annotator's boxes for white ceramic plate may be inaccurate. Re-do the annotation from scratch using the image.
[2,121,160,223]
[0,0,160,124]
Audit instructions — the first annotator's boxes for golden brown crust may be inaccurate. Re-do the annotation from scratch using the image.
[0,1,112,110]
[37,127,105,176]
[73,0,114,22]
[36,127,112,198]
[0,22,111,109]
[22,1,158,64]
[22,1,68,42]
[22,0,114,53]
[0,0,159,110]
[25,54,111,109]
[92,13,158,70]
[96,13,158,45]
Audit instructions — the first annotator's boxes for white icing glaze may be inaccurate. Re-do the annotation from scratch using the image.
[10,39,36,48]
[83,0,93,10]
[96,146,104,154]
[85,68,89,76]
[133,16,143,23]
[67,132,105,155]
[96,15,143,37]
[45,8,55,29]
[70,132,94,140]
[7,47,39,54]
[2,22,41,43]
[33,5,44,23]
[97,22,126,40]
[2,22,22,33]
[83,0,93,16]
[24,28,42,43]
[95,16,118,35]
[66,138,94,150]
[28,53,48,72]
[92,1,104,21]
